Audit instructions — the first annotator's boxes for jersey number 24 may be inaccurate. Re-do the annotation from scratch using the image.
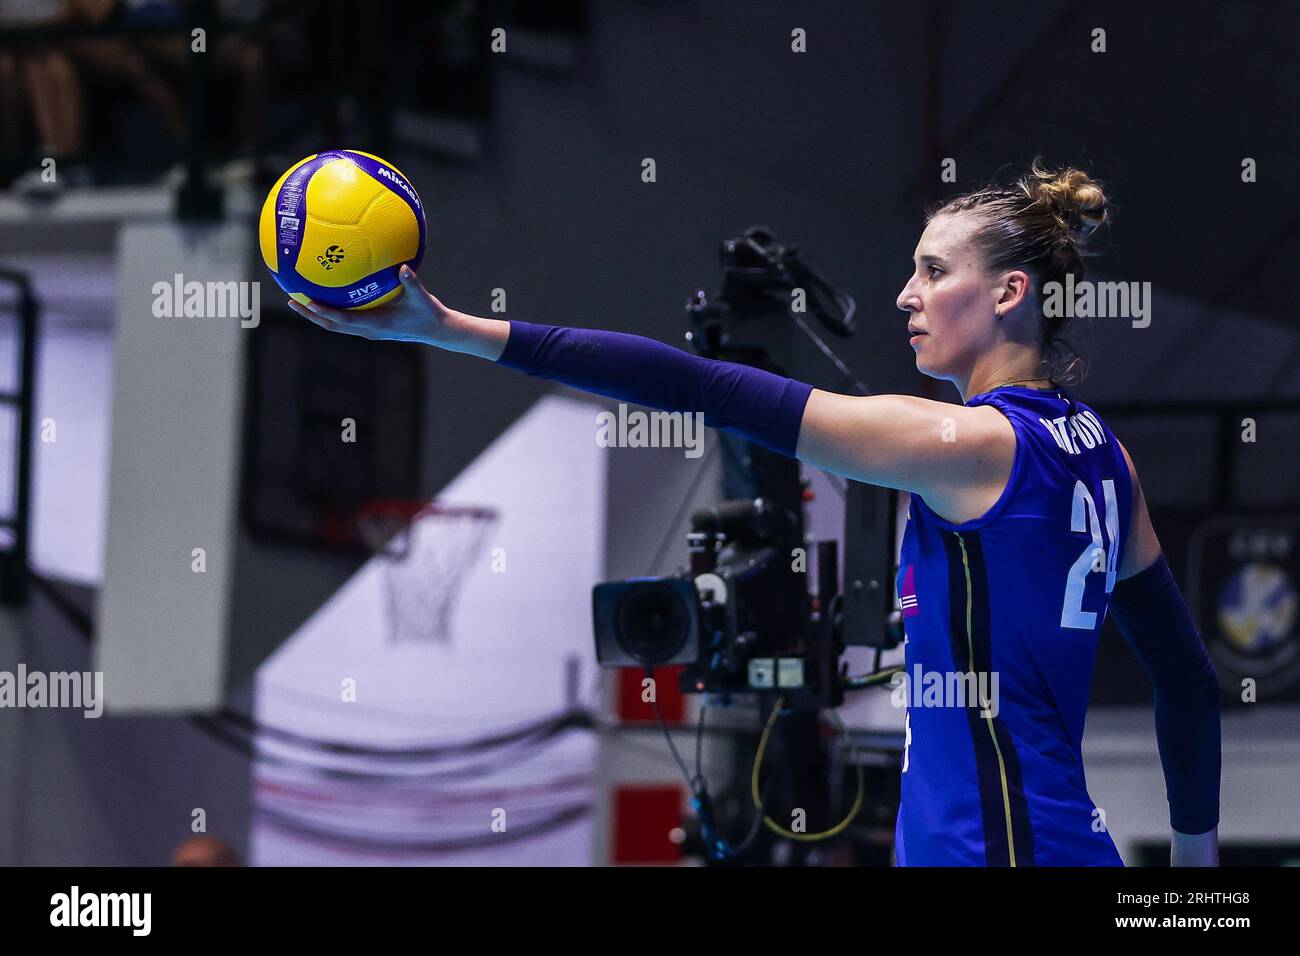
[1060,478,1119,629]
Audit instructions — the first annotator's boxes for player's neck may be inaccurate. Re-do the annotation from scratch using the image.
[960,349,1049,403]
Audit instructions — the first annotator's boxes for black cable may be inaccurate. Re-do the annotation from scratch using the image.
[257,772,594,810]
[694,702,706,784]
[208,705,592,781]
[257,710,734,787]
[731,741,782,856]
[681,696,785,860]
[250,732,593,784]
[218,704,592,759]
[647,685,727,860]
[255,802,592,854]
[644,669,783,862]
[647,679,697,792]
[215,697,599,782]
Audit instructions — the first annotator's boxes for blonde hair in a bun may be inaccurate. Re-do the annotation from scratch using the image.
[928,159,1111,384]
[1021,159,1108,244]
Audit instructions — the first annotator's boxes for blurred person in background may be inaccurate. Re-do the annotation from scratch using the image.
[0,0,88,195]
[0,0,185,195]
[63,0,186,146]
[71,0,271,179]
[134,0,271,169]
[0,0,275,194]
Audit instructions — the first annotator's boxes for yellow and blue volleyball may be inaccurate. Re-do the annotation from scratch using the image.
[259,149,426,310]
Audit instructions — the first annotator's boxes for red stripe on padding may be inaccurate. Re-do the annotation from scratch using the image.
[612,784,685,864]
[617,665,685,724]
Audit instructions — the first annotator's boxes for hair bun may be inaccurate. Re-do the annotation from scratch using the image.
[1023,159,1108,243]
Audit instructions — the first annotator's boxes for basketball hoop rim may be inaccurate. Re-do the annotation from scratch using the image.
[355,498,499,644]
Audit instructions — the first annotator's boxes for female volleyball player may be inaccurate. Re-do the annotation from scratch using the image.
[288,161,1221,867]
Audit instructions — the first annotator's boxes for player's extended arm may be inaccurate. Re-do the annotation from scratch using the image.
[1111,444,1222,866]
[493,315,815,458]
[291,268,808,452]
[288,266,1012,509]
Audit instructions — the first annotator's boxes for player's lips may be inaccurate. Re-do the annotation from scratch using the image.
[908,324,927,346]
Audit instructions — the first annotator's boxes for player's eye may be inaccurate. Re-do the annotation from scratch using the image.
[927,264,943,278]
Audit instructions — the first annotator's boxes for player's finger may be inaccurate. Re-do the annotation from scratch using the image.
[305,299,353,324]
[288,299,338,328]
[400,264,451,313]
[398,263,425,293]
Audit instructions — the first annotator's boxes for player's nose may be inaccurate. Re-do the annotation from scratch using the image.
[896,279,920,313]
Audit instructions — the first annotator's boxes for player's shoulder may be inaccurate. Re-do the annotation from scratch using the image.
[1050,397,1145,510]
[1115,435,1142,499]
[973,387,1126,461]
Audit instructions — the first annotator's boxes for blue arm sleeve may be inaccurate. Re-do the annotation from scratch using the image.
[495,320,814,459]
[1107,554,1222,834]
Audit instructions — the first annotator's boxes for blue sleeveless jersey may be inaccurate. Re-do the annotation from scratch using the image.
[893,385,1132,866]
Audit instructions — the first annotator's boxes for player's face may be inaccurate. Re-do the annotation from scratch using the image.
[896,212,1002,383]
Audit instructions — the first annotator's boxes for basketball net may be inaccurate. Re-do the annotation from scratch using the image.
[358,502,497,645]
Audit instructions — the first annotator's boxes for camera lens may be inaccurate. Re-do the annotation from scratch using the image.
[615,582,691,664]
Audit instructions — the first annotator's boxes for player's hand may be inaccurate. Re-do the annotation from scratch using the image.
[286,264,458,347]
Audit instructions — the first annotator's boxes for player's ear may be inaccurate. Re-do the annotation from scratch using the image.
[997,269,1031,313]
